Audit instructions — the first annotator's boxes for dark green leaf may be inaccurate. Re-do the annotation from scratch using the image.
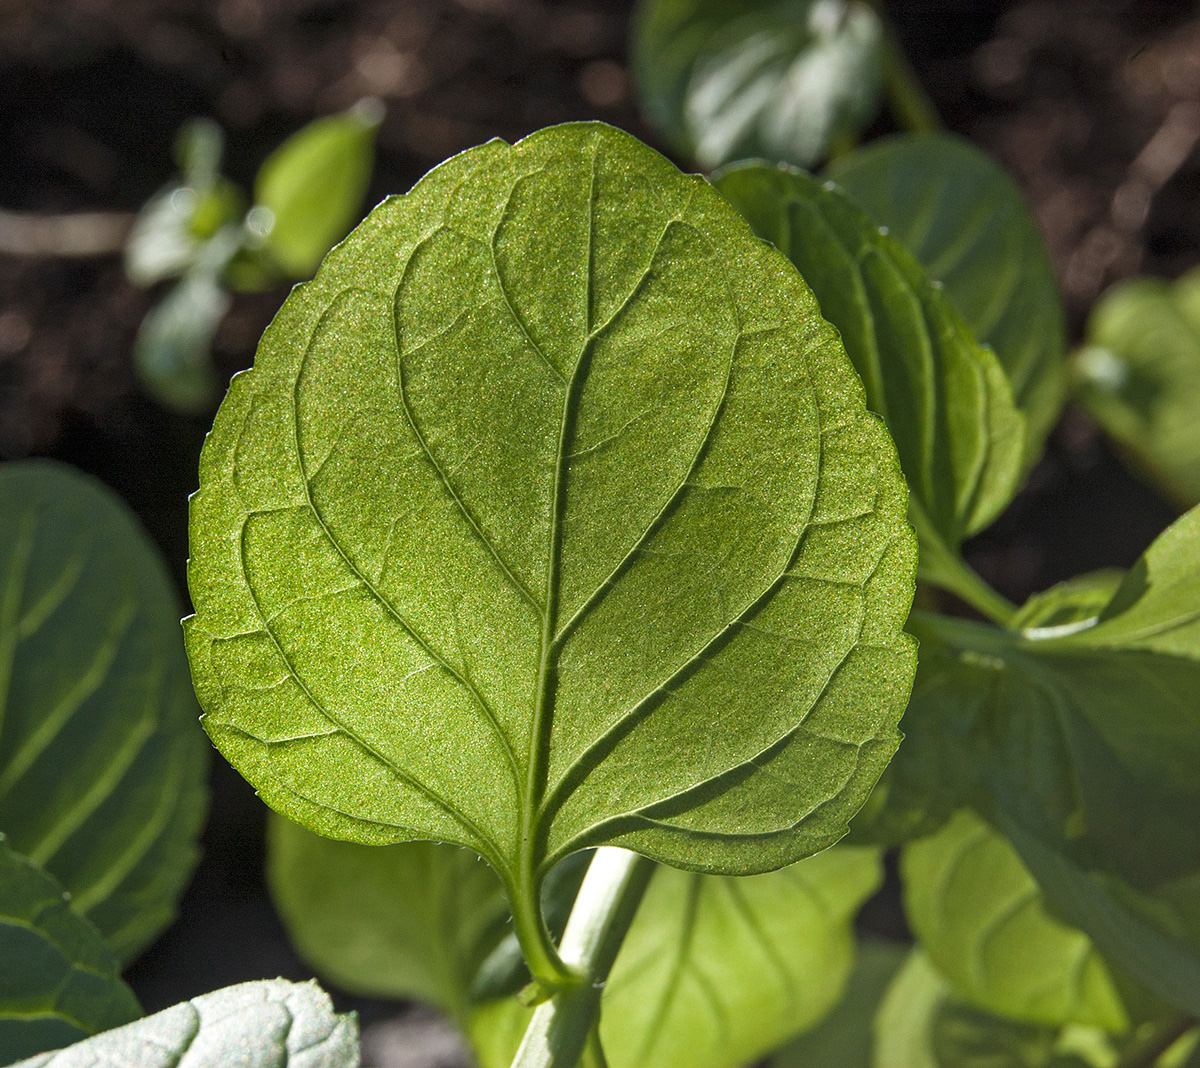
[766,939,907,1068]
[903,809,1129,1031]
[714,162,1024,596]
[1075,269,1200,506]
[0,461,208,962]
[186,119,917,927]
[8,979,359,1068]
[827,134,1067,463]
[254,99,381,279]
[470,846,882,1068]
[0,837,140,1064]
[632,0,883,169]
[267,815,510,1022]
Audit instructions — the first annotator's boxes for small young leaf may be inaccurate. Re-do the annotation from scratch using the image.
[714,163,1024,595]
[470,846,883,1068]
[766,939,907,1068]
[254,99,382,279]
[267,815,511,1022]
[0,461,209,962]
[186,122,916,919]
[827,135,1067,465]
[1075,269,1200,506]
[0,838,140,1064]
[903,809,1129,1032]
[7,978,359,1068]
[633,0,884,170]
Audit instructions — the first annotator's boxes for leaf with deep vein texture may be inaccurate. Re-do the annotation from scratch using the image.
[827,135,1067,465]
[0,461,208,963]
[903,810,1130,1032]
[469,845,882,1068]
[1075,268,1200,506]
[632,0,884,170]
[267,814,512,1022]
[0,838,140,1064]
[714,162,1024,595]
[8,979,359,1068]
[185,122,917,920]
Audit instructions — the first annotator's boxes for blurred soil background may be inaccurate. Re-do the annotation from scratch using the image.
[1,1,1198,1065]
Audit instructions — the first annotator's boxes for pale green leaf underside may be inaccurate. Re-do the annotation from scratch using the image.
[633,0,884,170]
[9,979,359,1068]
[470,845,882,1068]
[0,838,140,1065]
[713,162,1024,590]
[267,814,510,1022]
[1075,268,1200,506]
[0,461,209,962]
[186,122,916,892]
[828,134,1067,465]
[903,809,1128,1032]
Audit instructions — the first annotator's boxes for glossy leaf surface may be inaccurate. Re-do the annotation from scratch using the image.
[9,979,359,1068]
[904,809,1128,1031]
[471,846,882,1068]
[1075,269,1200,505]
[632,0,883,169]
[267,815,510,1021]
[254,100,381,279]
[0,838,140,1064]
[714,162,1023,593]
[0,462,208,962]
[827,134,1067,463]
[187,122,917,912]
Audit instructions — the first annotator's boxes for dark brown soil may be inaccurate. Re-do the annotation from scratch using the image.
[2,0,1198,1055]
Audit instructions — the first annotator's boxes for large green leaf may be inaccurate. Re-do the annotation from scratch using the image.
[254,100,381,280]
[767,939,907,1067]
[827,134,1067,463]
[874,951,1106,1068]
[1075,269,1200,506]
[9,979,358,1068]
[267,815,510,1022]
[714,162,1024,596]
[632,0,883,169]
[186,120,917,928]
[470,845,882,1068]
[0,461,208,962]
[903,809,1129,1032]
[0,837,140,1064]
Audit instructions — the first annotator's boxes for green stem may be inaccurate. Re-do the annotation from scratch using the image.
[1116,1015,1197,1068]
[508,873,575,993]
[509,848,653,1068]
[868,0,942,134]
[928,554,1018,628]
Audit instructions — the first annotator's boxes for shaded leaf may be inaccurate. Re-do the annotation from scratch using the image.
[714,162,1024,596]
[767,939,907,1068]
[632,0,883,169]
[186,118,916,931]
[470,846,883,1068]
[0,461,208,962]
[0,837,140,1065]
[267,814,511,1022]
[827,135,1066,464]
[903,809,1129,1031]
[1075,269,1200,506]
[9,979,358,1068]
[254,99,381,279]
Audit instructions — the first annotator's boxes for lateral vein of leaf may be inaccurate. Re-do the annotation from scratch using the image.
[288,333,524,797]
[969,881,1041,994]
[17,548,85,641]
[394,354,543,618]
[0,499,38,750]
[1091,606,1200,646]
[489,186,568,385]
[724,878,800,1004]
[921,198,994,283]
[237,537,502,861]
[0,596,136,796]
[970,250,1022,345]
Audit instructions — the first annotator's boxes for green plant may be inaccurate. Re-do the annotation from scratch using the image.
[125,101,382,413]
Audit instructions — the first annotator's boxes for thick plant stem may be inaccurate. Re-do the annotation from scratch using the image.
[1116,1014,1197,1068]
[509,848,653,1068]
